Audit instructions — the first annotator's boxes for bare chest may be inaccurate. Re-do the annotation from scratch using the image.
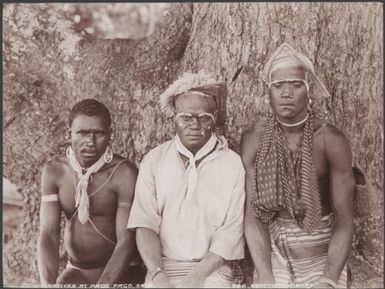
[57,171,118,219]
[284,131,328,180]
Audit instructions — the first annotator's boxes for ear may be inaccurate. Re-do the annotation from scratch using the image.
[107,127,112,139]
[265,83,273,97]
[66,127,71,139]
[212,110,218,124]
[263,94,270,104]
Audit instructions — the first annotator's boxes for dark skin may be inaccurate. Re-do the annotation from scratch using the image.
[241,66,354,287]
[37,115,138,285]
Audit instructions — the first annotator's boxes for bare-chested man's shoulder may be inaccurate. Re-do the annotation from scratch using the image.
[42,154,138,195]
[106,155,138,193]
[98,154,136,173]
[242,121,268,143]
[313,119,351,155]
[43,155,68,173]
[41,155,71,195]
[322,123,352,163]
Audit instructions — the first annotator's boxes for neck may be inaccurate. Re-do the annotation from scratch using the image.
[276,113,308,133]
[73,153,98,170]
[67,146,107,174]
[175,133,216,158]
[80,160,95,170]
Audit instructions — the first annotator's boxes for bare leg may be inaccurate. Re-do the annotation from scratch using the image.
[119,265,147,285]
[56,268,88,285]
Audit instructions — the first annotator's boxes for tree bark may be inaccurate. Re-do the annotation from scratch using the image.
[3,3,382,287]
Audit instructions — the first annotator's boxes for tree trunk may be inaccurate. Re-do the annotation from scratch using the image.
[3,3,382,287]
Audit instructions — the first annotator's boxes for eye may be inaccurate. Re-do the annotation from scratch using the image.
[271,82,283,88]
[291,81,304,88]
[181,115,192,122]
[95,132,106,138]
[199,115,212,123]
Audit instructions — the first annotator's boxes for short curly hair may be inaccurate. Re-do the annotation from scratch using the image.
[69,99,111,127]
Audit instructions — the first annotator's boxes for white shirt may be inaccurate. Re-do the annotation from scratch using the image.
[127,135,245,261]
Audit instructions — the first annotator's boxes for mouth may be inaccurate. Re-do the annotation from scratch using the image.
[280,103,294,107]
[81,151,98,157]
[185,133,204,139]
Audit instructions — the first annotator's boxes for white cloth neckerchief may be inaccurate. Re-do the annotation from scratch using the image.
[174,133,218,203]
[67,146,109,224]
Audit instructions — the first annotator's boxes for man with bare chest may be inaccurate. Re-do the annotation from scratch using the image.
[37,99,144,286]
[241,43,355,288]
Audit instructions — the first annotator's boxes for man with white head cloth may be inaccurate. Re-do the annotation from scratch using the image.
[241,43,355,288]
[127,70,245,288]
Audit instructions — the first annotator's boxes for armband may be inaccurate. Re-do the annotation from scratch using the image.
[41,194,59,202]
[118,202,131,208]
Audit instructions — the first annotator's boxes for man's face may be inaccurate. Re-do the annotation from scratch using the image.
[269,66,309,122]
[174,93,216,155]
[70,114,111,167]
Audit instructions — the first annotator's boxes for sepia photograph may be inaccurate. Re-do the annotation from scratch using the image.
[3,2,383,288]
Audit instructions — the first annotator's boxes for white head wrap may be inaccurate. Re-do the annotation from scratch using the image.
[262,43,330,98]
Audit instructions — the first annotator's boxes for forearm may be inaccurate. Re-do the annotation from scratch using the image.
[97,232,136,285]
[37,234,60,285]
[184,251,224,284]
[245,216,274,282]
[323,216,353,282]
[243,167,274,283]
[136,228,163,271]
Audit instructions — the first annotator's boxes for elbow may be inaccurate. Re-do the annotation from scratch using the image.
[116,231,136,249]
[37,231,60,261]
[38,231,59,247]
[244,219,254,237]
[334,212,354,234]
[244,214,255,234]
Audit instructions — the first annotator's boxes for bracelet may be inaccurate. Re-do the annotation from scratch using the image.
[148,266,163,282]
[319,277,337,288]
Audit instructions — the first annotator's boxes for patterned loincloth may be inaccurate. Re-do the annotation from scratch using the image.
[253,214,347,288]
[144,257,233,288]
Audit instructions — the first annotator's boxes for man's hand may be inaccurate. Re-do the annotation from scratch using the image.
[152,272,173,288]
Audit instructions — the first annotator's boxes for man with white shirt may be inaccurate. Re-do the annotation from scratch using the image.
[127,70,245,288]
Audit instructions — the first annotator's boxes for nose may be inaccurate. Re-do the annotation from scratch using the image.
[85,133,96,146]
[281,83,292,98]
[189,117,201,129]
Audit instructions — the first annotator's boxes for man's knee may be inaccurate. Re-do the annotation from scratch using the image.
[204,265,233,288]
[56,268,88,285]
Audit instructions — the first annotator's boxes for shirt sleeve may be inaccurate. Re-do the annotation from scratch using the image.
[209,162,246,260]
[127,151,161,234]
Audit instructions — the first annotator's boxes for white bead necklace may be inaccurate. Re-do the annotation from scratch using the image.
[276,113,309,127]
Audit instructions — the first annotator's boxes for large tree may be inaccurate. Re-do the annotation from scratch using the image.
[3,3,383,287]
